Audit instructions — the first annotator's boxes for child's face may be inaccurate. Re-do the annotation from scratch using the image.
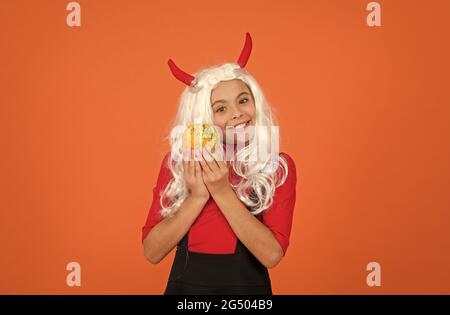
[210,79,256,146]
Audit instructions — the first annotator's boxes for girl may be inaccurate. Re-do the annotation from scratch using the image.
[141,32,297,295]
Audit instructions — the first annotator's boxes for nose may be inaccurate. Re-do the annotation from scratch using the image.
[231,110,243,120]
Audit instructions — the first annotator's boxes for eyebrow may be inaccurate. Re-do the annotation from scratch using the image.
[211,91,250,107]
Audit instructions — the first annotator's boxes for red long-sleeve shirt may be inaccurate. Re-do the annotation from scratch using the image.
[141,151,297,255]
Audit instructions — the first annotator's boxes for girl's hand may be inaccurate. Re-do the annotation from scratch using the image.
[183,148,210,201]
[199,147,231,196]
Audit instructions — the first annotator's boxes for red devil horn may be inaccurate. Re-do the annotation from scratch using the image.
[237,32,253,68]
[167,58,195,86]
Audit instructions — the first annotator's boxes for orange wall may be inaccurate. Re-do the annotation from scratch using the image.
[1,0,449,294]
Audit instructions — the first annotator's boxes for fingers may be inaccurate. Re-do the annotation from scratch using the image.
[183,159,189,177]
[184,146,228,178]
[202,147,223,171]
[189,149,195,176]
[199,154,212,174]
[210,146,227,169]
[182,147,206,179]
[194,161,202,178]
[214,149,228,170]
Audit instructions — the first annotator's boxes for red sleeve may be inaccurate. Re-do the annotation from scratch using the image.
[260,152,297,255]
[141,152,173,243]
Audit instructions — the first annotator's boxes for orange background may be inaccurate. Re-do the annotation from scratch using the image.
[1,0,449,294]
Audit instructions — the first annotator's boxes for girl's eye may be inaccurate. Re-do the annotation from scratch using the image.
[240,98,248,104]
[216,106,225,113]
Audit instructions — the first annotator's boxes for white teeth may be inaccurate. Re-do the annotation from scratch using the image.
[234,121,248,129]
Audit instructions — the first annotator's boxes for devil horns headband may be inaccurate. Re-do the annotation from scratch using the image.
[167,32,253,87]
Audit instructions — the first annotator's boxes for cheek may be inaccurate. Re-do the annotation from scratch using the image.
[244,103,256,118]
[212,115,227,130]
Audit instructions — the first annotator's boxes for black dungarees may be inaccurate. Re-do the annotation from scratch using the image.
[164,230,273,295]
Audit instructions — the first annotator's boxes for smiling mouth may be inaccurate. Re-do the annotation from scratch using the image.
[227,120,251,129]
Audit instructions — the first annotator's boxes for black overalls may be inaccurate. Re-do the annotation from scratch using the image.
[164,230,273,295]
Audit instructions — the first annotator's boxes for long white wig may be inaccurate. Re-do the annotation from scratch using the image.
[159,62,289,217]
